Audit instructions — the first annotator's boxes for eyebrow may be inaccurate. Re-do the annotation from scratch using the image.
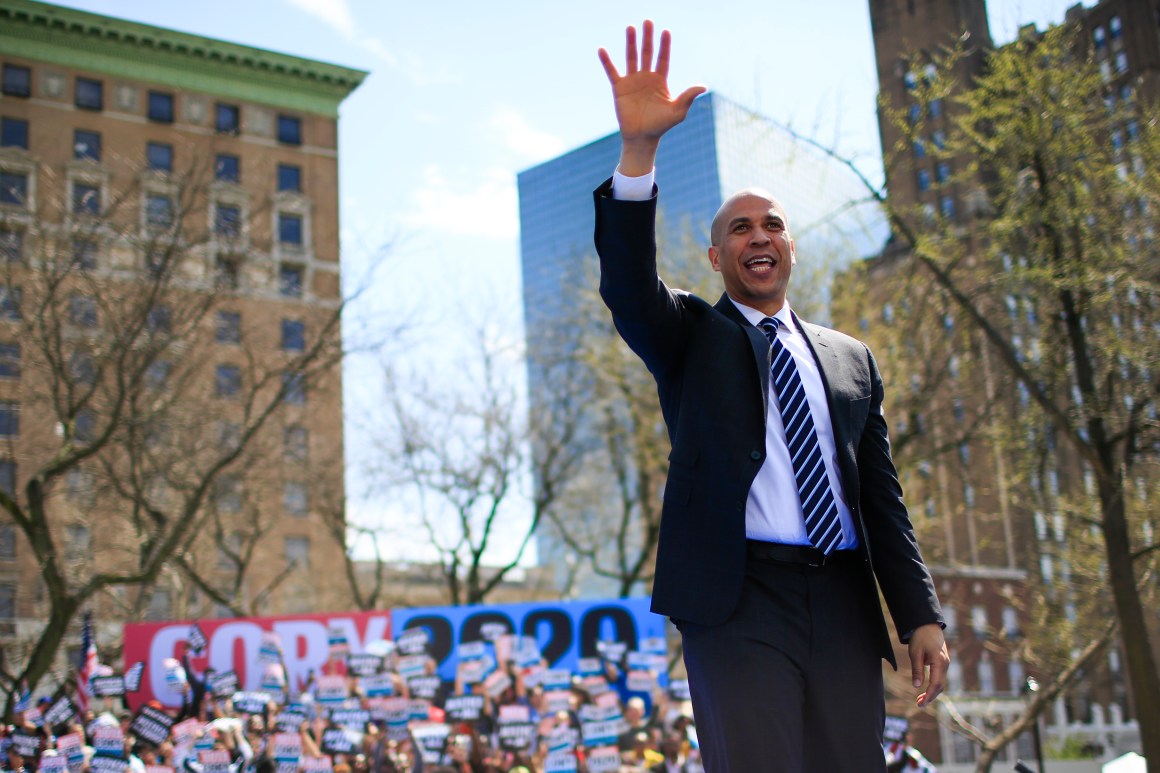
[728,214,785,229]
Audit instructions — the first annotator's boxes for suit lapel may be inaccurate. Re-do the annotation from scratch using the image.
[795,313,860,501]
[715,294,771,417]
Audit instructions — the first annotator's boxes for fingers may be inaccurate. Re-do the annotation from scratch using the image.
[640,20,655,72]
[655,28,671,78]
[597,48,620,83]
[625,24,638,74]
[675,85,708,113]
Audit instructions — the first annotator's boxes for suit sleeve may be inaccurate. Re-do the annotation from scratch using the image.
[594,179,690,380]
[857,347,944,642]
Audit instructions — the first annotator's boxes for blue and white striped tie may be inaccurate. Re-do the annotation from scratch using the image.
[760,317,843,555]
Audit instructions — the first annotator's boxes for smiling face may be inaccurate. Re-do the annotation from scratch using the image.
[708,189,795,315]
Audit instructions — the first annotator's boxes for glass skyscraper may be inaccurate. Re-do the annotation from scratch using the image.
[517,91,889,596]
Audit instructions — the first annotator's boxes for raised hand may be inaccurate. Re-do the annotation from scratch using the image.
[598,20,706,175]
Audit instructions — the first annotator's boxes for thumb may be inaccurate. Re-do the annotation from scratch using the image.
[674,85,708,115]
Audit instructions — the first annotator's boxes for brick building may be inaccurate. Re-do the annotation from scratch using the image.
[0,0,364,673]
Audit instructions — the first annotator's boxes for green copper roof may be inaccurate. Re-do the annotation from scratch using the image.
[0,0,367,117]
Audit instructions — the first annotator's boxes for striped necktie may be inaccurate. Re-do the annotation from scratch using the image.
[759,317,843,554]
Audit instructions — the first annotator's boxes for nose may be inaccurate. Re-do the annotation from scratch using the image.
[749,229,771,246]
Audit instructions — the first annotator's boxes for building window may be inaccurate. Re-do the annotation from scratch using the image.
[277,115,302,145]
[278,213,303,245]
[281,319,305,352]
[147,142,173,172]
[282,372,306,405]
[0,460,15,496]
[75,411,96,444]
[73,183,101,216]
[0,287,22,320]
[0,402,18,437]
[931,130,946,150]
[1093,25,1107,49]
[69,352,96,384]
[215,364,241,398]
[929,98,943,118]
[214,475,242,512]
[971,605,987,637]
[214,256,239,290]
[1109,15,1122,38]
[145,193,173,229]
[0,524,13,560]
[1,172,28,207]
[940,195,956,219]
[147,91,174,123]
[1,65,31,98]
[1,117,28,149]
[147,305,171,334]
[916,169,931,192]
[952,399,965,423]
[214,204,241,239]
[72,239,98,270]
[935,162,950,184]
[0,229,23,262]
[0,343,19,379]
[216,311,241,344]
[1114,52,1128,75]
[284,536,310,567]
[911,139,925,159]
[963,482,975,508]
[215,103,240,134]
[0,583,14,621]
[978,654,995,694]
[146,589,171,621]
[215,154,240,183]
[284,425,308,462]
[1001,606,1019,638]
[216,421,240,451]
[279,265,303,298]
[145,359,171,391]
[75,77,103,111]
[958,442,970,465]
[69,294,98,328]
[284,481,308,517]
[277,164,302,192]
[943,605,957,639]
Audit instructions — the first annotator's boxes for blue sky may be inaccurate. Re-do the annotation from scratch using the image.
[56,0,1085,561]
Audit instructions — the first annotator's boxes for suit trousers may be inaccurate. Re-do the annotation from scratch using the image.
[678,549,887,773]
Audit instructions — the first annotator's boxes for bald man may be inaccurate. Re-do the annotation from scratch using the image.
[592,22,949,772]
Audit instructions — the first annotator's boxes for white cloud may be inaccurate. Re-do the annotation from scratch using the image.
[489,108,566,161]
[284,0,356,39]
[402,165,519,241]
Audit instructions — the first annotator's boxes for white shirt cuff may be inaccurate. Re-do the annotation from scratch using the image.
[611,168,655,201]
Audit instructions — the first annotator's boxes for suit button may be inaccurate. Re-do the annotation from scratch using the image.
[750,451,762,461]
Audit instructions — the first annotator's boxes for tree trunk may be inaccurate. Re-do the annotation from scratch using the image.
[4,595,78,719]
[1099,474,1160,769]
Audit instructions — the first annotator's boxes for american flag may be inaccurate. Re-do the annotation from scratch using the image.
[75,611,97,712]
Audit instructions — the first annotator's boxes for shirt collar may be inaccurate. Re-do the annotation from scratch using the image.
[728,297,795,332]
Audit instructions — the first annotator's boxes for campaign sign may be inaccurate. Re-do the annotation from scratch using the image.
[497,722,537,752]
[130,706,176,746]
[124,610,391,709]
[10,729,41,758]
[669,679,691,701]
[314,675,348,705]
[586,746,621,773]
[626,670,656,693]
[346,653,382,677]
[44,696,75,724]
[396,628,428,656]
[544,689,573,714]
[321,728,362,756]
[596,640,627,664]
[144,766,175,773]
[544,751,579,773]
[396,655,428,678]
[409,723,450,766]
[92,675,126,697]
[124,662,146,693]
[40,757,67,773]
[272,733,301,767]
[408,699,430,722]
[392,597,664,684]
[443,695,485,722]
[483,670,512,698]
[231,692,272,715]
[90,758,128,773]
[406,675,441,701]
[883,715,909,743]
[546,726,578,753]
[360,673,394,698]
[56,733,85,772]
[198,750,231,773]
[580,720,621,748]
[209,671,239,698]
[171,719,202,748]
[498,704,530,724]
[92,726,125,756]
[328,709,369,731]
[576,658,603,677]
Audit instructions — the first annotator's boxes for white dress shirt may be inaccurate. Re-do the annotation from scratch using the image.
[611,168,858,549]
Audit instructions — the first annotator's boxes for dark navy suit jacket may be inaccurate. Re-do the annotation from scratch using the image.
[594,179,942,667]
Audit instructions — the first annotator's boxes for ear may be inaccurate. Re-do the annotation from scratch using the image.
[789,239,796,267]
[707,246,721,273]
